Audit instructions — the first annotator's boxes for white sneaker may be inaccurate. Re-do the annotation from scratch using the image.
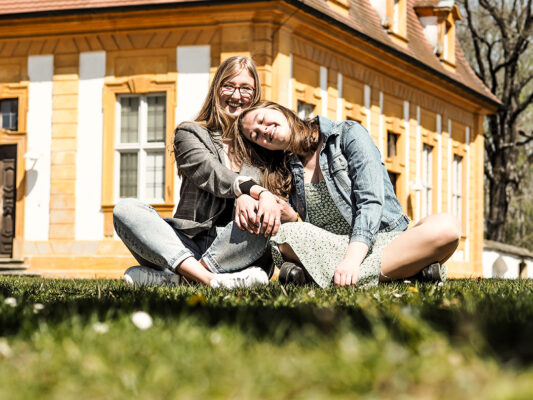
[210,267,269,289]
[124,266,181,287]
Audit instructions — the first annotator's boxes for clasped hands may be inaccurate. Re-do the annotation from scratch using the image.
[234,192,297,237]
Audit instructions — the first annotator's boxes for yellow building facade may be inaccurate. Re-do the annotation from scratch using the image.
[0,0,499,278]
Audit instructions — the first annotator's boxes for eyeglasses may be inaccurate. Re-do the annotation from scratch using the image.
[220,83,255,99]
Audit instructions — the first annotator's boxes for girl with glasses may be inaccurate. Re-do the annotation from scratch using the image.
[113,57,282,289]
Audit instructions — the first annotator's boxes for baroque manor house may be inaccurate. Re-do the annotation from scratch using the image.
[0,0,499,278]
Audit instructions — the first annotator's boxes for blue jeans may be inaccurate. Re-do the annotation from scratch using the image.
[113,198,268,273]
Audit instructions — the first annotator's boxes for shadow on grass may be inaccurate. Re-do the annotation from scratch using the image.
[1,277,533,365]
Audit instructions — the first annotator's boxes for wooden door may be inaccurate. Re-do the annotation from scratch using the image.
[0,145,16,258]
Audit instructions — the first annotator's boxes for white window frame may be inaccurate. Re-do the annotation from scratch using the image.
[421,144,433,217]
[452,154,462,220]
[114,93,166,203]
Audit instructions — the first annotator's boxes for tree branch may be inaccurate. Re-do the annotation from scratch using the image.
[463,0,488,84]
[511,90,533,122]
[479,0,509,44]
[516,130,533,146]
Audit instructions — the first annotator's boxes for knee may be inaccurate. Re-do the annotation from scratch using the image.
[113,198,142,224]
[430,213,461,248]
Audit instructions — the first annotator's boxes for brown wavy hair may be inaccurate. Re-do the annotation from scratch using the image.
[193,56,261,135]
[231,101,321,199]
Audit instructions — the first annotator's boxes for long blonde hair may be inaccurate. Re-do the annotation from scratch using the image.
[194,56,261,135]
[231,101,320,198]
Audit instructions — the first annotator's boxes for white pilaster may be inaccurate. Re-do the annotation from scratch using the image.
[288,54,293,109]
[465,126,471,261]
[378,91,384,159]
[437,114,442,212]
[403,101,410,206]
[25,55,53,241]
[415,106,421,222]
[175,45,211,208]
[76,51,106,240]
[320,66,328,116]
[364,85,371,132]
[336,73,343,121]
[448,119,453,213]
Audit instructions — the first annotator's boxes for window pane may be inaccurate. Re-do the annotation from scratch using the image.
[120,97,139,143]
[297,101,315,119]
[120,153,138,198]
[0,99,18,131]
[145,152,165,200]
[147,95,166,143]
[388,132,398,158]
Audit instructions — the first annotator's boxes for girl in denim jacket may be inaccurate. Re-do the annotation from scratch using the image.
[233,101,461,288]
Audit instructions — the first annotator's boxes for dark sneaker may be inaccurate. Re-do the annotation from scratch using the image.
[124,266,181,287]
[279,262,309,286]
[414,262,447,282]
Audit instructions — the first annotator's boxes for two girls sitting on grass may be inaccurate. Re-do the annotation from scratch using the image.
[114,57,460,289]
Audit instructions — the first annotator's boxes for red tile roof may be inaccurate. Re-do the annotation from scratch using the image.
[0,0,194,15]
[0,0,499,106]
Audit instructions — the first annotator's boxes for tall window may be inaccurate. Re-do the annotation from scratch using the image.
[387,131,399,158]
[422,144,433,217]
[0,99,18,131]
[115,93,166,202]
[297,101,315,119]
[452,154,462,219]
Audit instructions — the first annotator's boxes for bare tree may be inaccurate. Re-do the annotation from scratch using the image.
[457,0,532,242]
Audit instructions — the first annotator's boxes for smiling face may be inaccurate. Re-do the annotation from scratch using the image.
[218,69,256,119]
[240,107,291,151]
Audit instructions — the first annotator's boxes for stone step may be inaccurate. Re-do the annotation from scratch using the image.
[0,258,39,276]
[0,258,26,270]
[0,270,41,276]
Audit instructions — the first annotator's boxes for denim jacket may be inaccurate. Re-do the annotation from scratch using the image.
[289,116,409,247]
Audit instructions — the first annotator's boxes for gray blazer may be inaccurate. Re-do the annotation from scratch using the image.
[167,122,261,238]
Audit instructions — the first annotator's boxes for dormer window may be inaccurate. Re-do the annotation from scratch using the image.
[327,0,350,17]
[415,0,461,69]
[370,0,407,45]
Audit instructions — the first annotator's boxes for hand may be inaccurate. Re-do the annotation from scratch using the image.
[234,195,259,234]
[256,191,281,237]
[277,199,298,223]
[334,259,360,286]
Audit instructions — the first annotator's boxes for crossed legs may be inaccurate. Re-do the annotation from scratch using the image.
[278,213,461,284]
[379,213,461,281]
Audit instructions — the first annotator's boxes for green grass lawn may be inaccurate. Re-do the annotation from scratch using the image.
[1,277,533,399]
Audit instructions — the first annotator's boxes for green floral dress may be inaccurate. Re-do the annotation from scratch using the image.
[271,180,403,288]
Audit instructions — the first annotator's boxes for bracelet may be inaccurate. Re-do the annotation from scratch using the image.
[257,189,269,199]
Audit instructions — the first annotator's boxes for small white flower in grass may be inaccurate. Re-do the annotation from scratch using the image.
[131,311,152,330]
[438,282,444,287]
[4,297,17,307]
[33,303,44,314]
[393,293,403,298]
[92,322,109,334]
[210,332,222,345]
[307,290,316,297]
[0,338,12,358]
[403,280,411,284]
